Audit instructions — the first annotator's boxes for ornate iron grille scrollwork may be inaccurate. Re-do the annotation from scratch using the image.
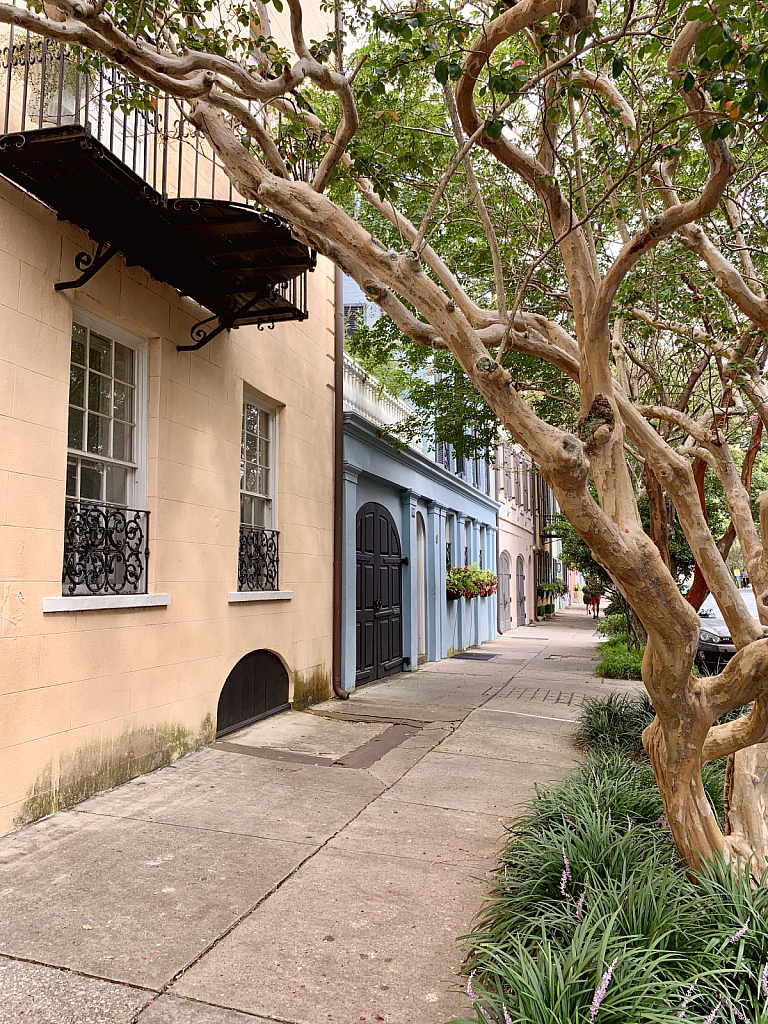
[62,499,149,596]
[238,525,279,592]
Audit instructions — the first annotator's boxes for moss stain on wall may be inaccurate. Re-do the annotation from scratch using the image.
[291,664,331,710]
[15,713,215,828]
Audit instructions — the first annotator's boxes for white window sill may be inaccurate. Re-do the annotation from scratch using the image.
[228,590,293,603]
[43,593,171,613]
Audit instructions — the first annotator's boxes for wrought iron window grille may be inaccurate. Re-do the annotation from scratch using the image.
[238,525,279,592]
[62,499,149,596]
[446,542,452,572]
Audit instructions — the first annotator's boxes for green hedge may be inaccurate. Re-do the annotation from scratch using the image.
[596,635,644,679]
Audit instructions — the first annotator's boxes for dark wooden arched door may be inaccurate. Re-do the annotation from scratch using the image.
[516,555,526,626]
[356,502,404,685]
[216,649,290,737]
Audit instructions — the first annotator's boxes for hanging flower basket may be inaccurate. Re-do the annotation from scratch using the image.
[446,564,498,600]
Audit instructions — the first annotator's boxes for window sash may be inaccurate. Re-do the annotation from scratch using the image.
[66,317,144,508]
[240,391,277,528]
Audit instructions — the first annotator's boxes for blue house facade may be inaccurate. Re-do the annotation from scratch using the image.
[341,357,499,693]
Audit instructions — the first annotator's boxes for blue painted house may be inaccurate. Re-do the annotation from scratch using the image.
[341,352,499,693]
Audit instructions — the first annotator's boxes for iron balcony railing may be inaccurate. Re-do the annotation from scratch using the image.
[238,525,279,592]
[1,13,314,201]
[62,499,149,597]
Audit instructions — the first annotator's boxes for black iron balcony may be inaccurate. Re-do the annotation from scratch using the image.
[0,24,315,349]
[62,499,149,596]
[238,526,279,593]
[538,511,563,538]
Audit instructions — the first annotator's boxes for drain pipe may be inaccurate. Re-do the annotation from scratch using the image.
[332,265,350,700]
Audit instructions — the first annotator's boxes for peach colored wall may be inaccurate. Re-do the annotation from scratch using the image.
[0,172,335,836]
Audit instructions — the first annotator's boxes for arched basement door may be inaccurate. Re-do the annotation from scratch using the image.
[516,555,527,626]
[356,502,404,685]
[216,650,290,737]
[499,552,512,632]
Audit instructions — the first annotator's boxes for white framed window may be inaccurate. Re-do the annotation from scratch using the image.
[240,389,278,529]
[66,310,147,509]
[62,310,149,599]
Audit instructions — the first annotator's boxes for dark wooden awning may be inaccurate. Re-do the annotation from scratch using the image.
[0,124,315,348]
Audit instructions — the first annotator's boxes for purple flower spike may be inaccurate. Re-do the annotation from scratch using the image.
[560,848,572,895]
[676,985,694,1018]
[503,1007,513,1024]
[761,958,768,998]
[467,972,477,1001]
[702,997,723,1024]
[466,972,492,1022]
[576,891,586,920]
[729,919,749,943]
[589,957,618,1021]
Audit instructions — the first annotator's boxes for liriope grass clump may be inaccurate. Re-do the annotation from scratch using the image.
[454,698,767,1023]
[576,691,655,757]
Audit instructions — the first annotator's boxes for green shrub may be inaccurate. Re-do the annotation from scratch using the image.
[596,635,644,679]
[597,613,625,637]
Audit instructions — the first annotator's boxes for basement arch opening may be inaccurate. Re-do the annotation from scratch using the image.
[216,649,290,737]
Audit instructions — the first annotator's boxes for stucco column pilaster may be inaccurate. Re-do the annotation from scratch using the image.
[471,519,481,647]
[341,462,361,693]
[400,489,418,672]
[454,513,466,651]
[486,526,498,642]
[436,506,447,658]
[426,500,442,662]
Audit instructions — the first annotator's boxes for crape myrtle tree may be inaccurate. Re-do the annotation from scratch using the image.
[7,0,768,874]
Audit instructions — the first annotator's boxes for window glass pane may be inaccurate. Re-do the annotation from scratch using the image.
[68,407,84,450]
[69,366,85,408]
[245,433,259,464]
[261,467,269,494]
[112,421,132,462]
[88,372,111,415]
[259,409,270,438]
[89,332,112,374]
[87,412,110,456]
[254,498,268,527]
[245,403,258,434]
[66,457,77,498]
[113,382,134,423]
[106,465,128,505]
[240,494,253,525]
[113,343,134,385]
[259,438,269,468]
[71,323,86,366]
[246,465,260,494]
[80,459,103,500]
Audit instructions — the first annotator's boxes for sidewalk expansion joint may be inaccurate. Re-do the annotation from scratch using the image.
[0,950,158,994]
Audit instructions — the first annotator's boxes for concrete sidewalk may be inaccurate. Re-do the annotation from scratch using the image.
[0,609,629,1024]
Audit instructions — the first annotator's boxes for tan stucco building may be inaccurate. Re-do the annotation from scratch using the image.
[0,33,336,835]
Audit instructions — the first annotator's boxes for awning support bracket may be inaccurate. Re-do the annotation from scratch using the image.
[177,293,265,352]
[54,242,120,291]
